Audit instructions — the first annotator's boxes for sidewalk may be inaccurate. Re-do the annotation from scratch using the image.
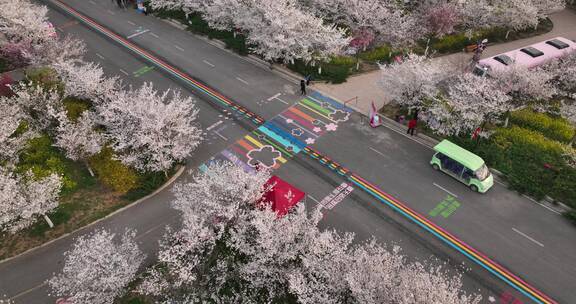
[315,9,576,116]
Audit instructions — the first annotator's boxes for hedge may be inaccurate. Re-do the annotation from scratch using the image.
[287,56,355,84]
[428,18,554,54]
[452,126,576,208]
[510,109,575,143]
[88,147,139,193]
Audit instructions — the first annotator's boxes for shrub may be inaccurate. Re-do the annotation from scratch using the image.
[452,126,576,207]
[565,210,576,224]
[510,109,575,143]
[88,147,139,193]
[122,170,170,201]
[16,134,77,192]
[431,33,471,53]
[359,45,399,63]
[25,67,64,94]
[287,57,354,84]
[63,97,91,122]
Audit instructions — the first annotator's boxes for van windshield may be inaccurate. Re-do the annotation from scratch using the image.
[475,164,490,181]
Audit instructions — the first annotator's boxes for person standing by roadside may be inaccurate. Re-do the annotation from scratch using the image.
[407,118,417,136]
[300,79,306,96]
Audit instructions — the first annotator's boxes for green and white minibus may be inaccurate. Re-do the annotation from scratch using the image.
[430,140,494,193]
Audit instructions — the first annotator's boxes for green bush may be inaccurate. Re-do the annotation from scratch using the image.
[510,109,575,143]
[88,147,139,193]
[452,126,576,207]
[287,57,354,84]
[359,45,400,63]
[431,33,471,54]
[25,67,64,94]
[63,97,91,122]
[122,170,170,201]
[565,210,576,224]
[16,134,77,192]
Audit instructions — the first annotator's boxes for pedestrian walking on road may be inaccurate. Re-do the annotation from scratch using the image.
[407,118,417,136]
[300,79,306,95]
[305,74,312,86]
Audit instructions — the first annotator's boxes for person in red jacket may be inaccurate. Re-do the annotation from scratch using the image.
[407,118,417,136]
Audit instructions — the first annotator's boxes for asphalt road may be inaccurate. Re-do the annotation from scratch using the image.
[0,0,574,303]
[0,4,505,303]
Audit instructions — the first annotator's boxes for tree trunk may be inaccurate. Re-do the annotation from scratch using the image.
[164,170,168,179]
[424,38,431,57]
[85,161,95,177]
[43,214,54,228]
[505,30,511,40]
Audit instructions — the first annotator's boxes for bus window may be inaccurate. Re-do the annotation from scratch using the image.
[493,55,514,66]
[520,47,544,58]
[546,39,569,50]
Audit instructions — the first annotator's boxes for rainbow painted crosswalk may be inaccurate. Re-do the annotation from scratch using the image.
[201,92,352,172]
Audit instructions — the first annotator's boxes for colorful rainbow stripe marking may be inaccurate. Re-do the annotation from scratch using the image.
[50,2,556,302]
[304,147,557,304]
[49,0,265,126]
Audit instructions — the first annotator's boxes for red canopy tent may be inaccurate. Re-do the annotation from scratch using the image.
[261,176,305,217]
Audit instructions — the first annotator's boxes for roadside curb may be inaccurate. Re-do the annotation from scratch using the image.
[0,165,186,265]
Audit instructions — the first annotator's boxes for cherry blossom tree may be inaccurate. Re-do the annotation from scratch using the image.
[426,73,512,136]
[97,83,202,173]
[545,52,576,99]
[380,54,450,109]
[242,0,350,63]
[307,0,421,48]
[53,60,119,103]
[139,161,480,303]
[419,1,461,38]
[0,169,62,232]
[150,0,349,63]
[491,64,557,104]
[53,110,104,175]
[48,229,145,304]
[138,161,271,300]
[0,96,33,166]
[7,84,62,131]
[346,240,481,304]
[0,0,85,66]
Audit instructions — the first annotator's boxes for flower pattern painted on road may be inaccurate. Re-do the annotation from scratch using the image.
[329,109,350,122]
[246,145,281,169]
[291,128,304,137]
[325,123,338,132]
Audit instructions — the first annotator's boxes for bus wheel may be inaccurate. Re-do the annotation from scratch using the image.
[432,164,440,171]
[470,184,479,192]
